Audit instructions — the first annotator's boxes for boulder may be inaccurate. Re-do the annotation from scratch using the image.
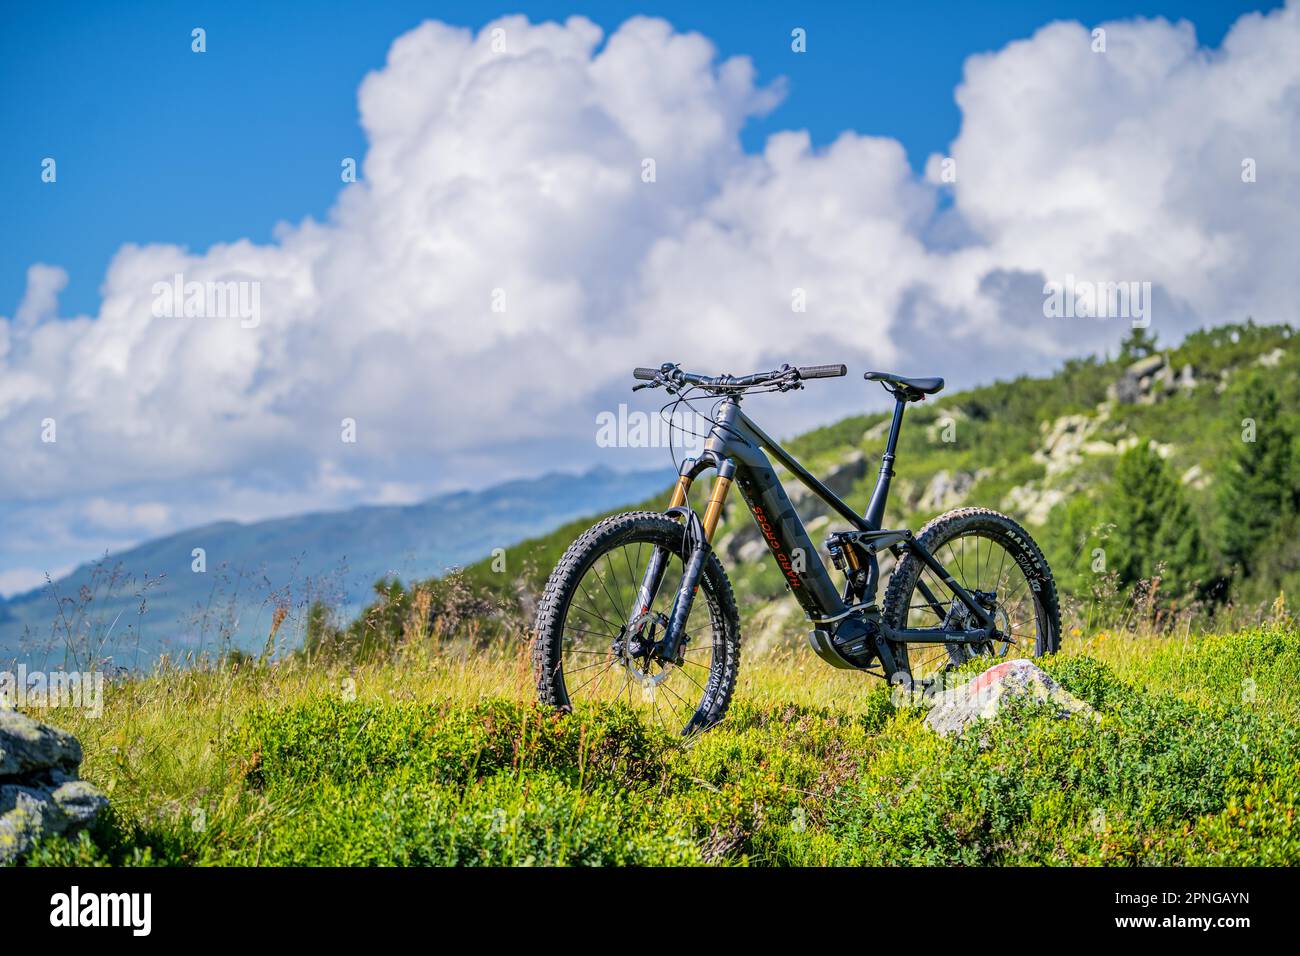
[786,451,868,509]
[1126,354,1166,380]
[917,469,983,512]
[1033,412,1102,476]
[0,709,83,778]
[0,710,108,865]
[1181,463,1210,490]
[924,658,1095,737]
[1106,353,1191,406]
[1256,347,1285,367]
[1000,483,1067,526]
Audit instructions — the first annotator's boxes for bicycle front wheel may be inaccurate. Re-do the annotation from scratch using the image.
[532,511,741,735]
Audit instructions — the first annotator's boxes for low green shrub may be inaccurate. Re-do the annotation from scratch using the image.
[826,657,1300,865]
[24,629,1300,867]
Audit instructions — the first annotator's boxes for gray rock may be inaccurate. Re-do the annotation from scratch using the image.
[918,469,978,512]
[923,658,1095,738]
[1108,353,1190,406]
[1000,483,1067,526]
[1126,354,1166,379]
[0,711,107,865]
[787,451,868,509]
[734,536,769,564]
[0,709,82,778]
[52,780,110,826]
[1256,347,1285,367]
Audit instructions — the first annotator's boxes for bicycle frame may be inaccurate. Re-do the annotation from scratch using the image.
[634,393,998,675]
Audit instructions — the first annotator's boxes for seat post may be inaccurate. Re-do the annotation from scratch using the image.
[864,398,907,529]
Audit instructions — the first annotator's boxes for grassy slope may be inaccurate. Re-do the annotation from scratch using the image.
[26,621,1300,866]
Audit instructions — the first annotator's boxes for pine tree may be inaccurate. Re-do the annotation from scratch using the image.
[1104,443,1209,598]
[1119,327,1159,362]
[1217,376,1297,576]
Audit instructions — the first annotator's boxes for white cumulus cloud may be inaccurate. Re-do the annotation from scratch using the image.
[2,6,1298,587]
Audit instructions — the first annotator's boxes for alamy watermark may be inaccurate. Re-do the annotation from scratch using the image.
[1,665,104,717]
[50,886,151,936]
[596,404,710,453]
[151,273,261,328]
[1043,274,1151,328]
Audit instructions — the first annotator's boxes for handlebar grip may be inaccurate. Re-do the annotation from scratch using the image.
[797,364,848,379]
[633,367,659,381]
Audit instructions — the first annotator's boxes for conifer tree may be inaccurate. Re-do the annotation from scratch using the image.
[1217,376,1297,576]
[1105,443,1209,597]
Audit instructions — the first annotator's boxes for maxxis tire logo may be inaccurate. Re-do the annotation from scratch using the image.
[999,526,1044,593]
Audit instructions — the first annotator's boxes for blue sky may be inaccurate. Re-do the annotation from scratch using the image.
[0,0,1280,318]
[0,0,1296,594]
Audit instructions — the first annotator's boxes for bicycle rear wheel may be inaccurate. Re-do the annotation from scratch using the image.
[881,508,1060,682]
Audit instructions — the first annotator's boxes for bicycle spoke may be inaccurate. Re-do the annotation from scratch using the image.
[676,664,708,694]
[557,537,723,734]
[620,544,639,607]
[570,588,622,632]
[567,661,616,697]
[898,529,1049,676]
[595,554,626,623]
[563,623,618,642]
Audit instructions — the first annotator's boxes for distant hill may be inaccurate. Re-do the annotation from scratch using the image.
[0,466,673,667]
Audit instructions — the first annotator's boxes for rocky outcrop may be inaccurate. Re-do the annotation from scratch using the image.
[917,468,987,513]
[1256,347,1285,367]
[1031,410,1131,477]
[1107,353,1197,406]
[923,659,1096,737]
[785,451,869,512]
[1,710,108,865]
[1000,483,1068,526]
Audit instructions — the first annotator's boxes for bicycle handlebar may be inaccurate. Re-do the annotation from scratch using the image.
[631,362,847,393]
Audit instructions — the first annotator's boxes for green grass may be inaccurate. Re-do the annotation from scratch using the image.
[21,621,1300,866]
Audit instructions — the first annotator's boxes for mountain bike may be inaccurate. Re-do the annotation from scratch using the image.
[533,363,1060,734]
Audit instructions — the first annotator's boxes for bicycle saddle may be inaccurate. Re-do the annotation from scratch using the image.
[864,371,944,400]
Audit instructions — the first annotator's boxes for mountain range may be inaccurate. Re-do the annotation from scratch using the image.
[0,465,672,667]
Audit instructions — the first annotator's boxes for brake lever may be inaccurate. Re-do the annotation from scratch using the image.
[632,376,675,393]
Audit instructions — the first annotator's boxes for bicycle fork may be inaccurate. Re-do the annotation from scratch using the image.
[630,458,734,663]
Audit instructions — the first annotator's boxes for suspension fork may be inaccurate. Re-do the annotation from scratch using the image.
[629,457,735,662]
[662,459,733,660]
[629,460,695,622]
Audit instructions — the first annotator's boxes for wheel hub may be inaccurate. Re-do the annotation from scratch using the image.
[615,610,677,686]
[944,590,1015,661]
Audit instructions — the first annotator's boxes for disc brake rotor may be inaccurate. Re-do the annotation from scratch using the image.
[620,610,676,687]
[943,593,1015,662]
